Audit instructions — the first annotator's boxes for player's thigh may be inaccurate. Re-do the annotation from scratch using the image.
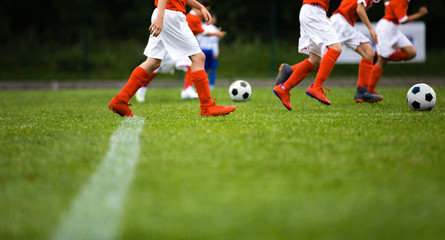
[355,43,375,60]
[140,57,162,72]
[401,45,417,59]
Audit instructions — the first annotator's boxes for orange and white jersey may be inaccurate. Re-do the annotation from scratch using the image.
[186,10,206,36]
[382,0,409,25]
[333,0,378,26]
[302,0,330,13]
[155,0,187,14]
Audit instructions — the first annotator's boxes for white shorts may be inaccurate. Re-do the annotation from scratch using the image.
[375,19,412,58]
[331,13,370,51]
[155,54,190,74]
[298,4,340,57]
[144,8,202,61]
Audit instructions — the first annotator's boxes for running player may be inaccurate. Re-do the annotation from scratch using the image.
[330,0,384,102]
[135,0,226,103]
[108,0,236,117]
[273,0,342,110]
[368,0,428,94]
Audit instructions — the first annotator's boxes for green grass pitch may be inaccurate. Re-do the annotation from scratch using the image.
[1,85,445,239]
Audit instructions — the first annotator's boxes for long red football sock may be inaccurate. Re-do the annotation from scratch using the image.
[142,72,158,87]
[118,66,150,102]
[368,65,383,93]
[388,50,409,61]
[357,59,373,88]
[313,49,341,89]
[191,70,212,105]
[184,67,193,89]
[283,59,316,90]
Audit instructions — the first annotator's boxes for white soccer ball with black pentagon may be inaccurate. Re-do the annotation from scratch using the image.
[229,80,252,102]
[407,83,436,111]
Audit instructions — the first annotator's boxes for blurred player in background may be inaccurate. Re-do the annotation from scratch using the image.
[108,0,235,117]
[197,12,222,89]
[273,0,342,110]
[368,0,428,95]
[330,0,384,103]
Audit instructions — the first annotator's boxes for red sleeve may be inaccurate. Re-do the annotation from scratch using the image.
[393,0,408,22]
[186,14,205,36]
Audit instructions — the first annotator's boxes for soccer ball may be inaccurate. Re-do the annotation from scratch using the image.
[407,83,436,111]
[229,80,252,102]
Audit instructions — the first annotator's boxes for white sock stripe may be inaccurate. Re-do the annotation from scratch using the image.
[52,117,145,240]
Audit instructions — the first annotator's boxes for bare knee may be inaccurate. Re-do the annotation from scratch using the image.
[403,46,417,60]
[328,43,342,54]
[140,58,161,72]
[356,43,375,60]
[190,52,206,67]
[376,56,387,68]
[407,50,417,59]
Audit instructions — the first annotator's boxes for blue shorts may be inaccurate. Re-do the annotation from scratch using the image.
[202,49,218,71]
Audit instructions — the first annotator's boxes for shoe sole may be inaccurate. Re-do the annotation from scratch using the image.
[354,97,384,103]
[273,89,292,110]
[201,108,236,117]
[108,104,133,117]
[306,92,330,105]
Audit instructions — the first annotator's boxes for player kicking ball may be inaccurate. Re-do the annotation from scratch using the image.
[109,0,235,117]
[274,0,342,110]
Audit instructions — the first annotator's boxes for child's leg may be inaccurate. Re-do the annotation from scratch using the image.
[358,59,373,88]
[312,47,341,89]
[115,67,150,102]
[184,67,193,89]
[367,56,387,94]
[109,58,161,116]
[305,46,341,105]
[208,57,218,87]
[273,55,319,111]
[190,52,235,116]
[355,43,375,88]
[283,59,317,90]
[387,46,416,61]
[135,71,158,103]
[190,52,212,105]
[208,70,216,87]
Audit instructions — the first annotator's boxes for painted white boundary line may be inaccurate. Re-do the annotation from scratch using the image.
[53,117,145,240]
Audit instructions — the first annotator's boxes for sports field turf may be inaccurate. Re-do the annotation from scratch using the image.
[1,85,444,239]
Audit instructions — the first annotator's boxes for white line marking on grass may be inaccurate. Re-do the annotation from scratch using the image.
[53,117,145,240]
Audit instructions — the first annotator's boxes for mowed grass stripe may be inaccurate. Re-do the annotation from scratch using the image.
[52,117,145,240]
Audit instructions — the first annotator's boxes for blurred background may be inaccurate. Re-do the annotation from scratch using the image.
[1,0,444,81]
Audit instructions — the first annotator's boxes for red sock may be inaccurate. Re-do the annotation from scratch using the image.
[184,67,193,89]
[388,50,409,61]
[357,59,373,88]
[313,49,341,89]
[118,66,149,102]
[191,70,212,105]
[368,65,383,93]
[142,72,158,87]
[283,59,316,90]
